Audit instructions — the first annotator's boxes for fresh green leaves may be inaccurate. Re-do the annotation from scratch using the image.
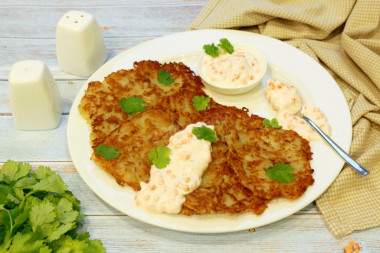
[33,166,68,194]
[148,146,171,169]
[218,38,234,54]
[29,199,56,230]
[263,118,282,128]
[203,38,234,57]
[265,163,295,183]
[120,96,146,116]
[157,69,175,85]
[192,95,210,111]
[49,233,105,253]
[203,43,219,57]
[192,126,219,143]
[0,160,30,184]
[95,144,120,160]
[0,160,105,252]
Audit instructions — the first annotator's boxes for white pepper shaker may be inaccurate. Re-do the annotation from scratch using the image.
[8,60,62,130]
[56,10,107,78]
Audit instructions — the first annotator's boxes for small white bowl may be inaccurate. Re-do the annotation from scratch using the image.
[198,43,267,95]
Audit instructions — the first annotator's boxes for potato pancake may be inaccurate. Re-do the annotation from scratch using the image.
[226,127,314,200]
[92,109,180,190]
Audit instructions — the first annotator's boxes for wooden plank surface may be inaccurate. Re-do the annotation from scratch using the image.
[1,0,379,252]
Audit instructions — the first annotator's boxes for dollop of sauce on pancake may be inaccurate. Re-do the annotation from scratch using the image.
[135,122,213,214]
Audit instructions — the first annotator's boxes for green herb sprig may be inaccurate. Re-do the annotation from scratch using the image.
[0,160,105,252]
[157,69,175,85]
[263,118,282,128]
[192,95,210,111]
[192,126,219,143]
[265,162,295,183]
[218,38,234,54]
[148,146,171,169]
[203,43,219,57]
[203,38,234,57]
[120,96,146,116]
[95,144,120,160]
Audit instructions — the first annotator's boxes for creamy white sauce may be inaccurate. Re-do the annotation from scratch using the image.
[265,78,302,114]
[202,45,261,88]
[277,106,331,142]
[135,122,213,214]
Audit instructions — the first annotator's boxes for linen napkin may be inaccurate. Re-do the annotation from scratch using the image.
[189,0,380,238]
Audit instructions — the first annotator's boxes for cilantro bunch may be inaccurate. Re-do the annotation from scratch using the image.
[0,160,105,253]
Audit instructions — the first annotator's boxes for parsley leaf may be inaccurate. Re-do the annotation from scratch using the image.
[29,199,56,230]
[263,118,282,128]
[57,198,79,224]
[32,166,68,194]
[50,234,105,253]
[95,144,120,160]
[47,222,75,242]
[192,125,219,143]
[148,146,171,169]
[157,69,175,85]
[218,38,234,54]
[0,160,31,184]
[203,43,219,57]
[192,95,210,111]
[120,96,146,116]
[265,163,295,183]
[7,230,45,253]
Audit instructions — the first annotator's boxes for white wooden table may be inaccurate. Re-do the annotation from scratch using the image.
[1,1,379,252]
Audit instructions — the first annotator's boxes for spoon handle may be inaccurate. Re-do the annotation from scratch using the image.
[302,116,369,176]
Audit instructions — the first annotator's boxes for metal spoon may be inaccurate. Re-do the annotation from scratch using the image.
[302,116,369,176]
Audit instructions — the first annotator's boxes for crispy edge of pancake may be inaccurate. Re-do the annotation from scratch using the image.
[91,108,180,190]
[227,127,314,200]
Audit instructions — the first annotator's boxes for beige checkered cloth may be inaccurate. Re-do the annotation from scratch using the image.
[189,0,380,238]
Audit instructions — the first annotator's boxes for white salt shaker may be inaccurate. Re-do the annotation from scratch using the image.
[56,10,107,78]
[8,60,62,130]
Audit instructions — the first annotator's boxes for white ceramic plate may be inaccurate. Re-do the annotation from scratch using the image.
[67,29,351,233]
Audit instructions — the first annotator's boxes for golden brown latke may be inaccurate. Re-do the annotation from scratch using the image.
[226,127,314,200]
[79,60,314,216]
[92,108,180,191]
[182,142,268,215]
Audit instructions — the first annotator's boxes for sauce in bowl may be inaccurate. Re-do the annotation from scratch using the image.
[198,43,267,95]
